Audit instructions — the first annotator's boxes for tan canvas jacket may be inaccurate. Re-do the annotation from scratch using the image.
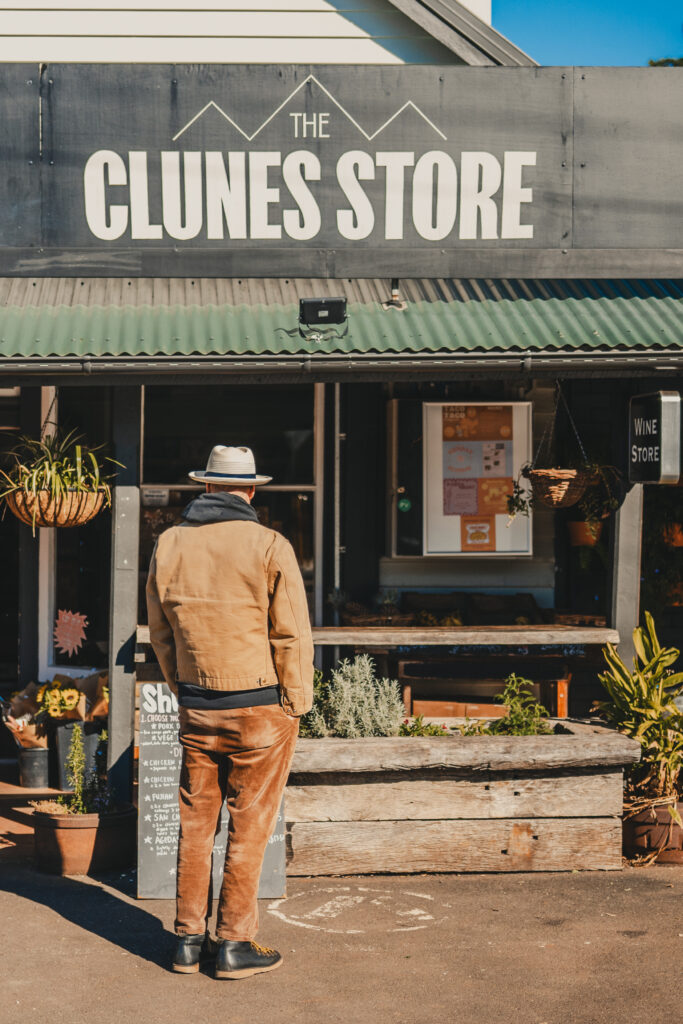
[145,519,314,716]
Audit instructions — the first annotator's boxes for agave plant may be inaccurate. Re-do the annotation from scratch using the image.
[0,430,121,505]
[595,611,683,808]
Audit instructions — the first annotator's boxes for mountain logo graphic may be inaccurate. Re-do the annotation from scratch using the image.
[172,73,447,143]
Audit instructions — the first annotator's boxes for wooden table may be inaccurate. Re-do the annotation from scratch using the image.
[311,625,619,719]
[138,625,619,647]
[311,625,619,646]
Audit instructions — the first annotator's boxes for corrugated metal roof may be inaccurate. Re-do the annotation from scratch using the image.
[0,278,680,359]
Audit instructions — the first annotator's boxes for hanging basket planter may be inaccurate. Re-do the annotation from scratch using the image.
[0,428,121,535]
[4,488,106,529]
[523,466,597,510]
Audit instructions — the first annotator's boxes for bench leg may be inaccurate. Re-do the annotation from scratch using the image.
[401,682,412,717]
[555,675,571,718]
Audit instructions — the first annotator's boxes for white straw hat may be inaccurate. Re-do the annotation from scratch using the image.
[188,445,272,485]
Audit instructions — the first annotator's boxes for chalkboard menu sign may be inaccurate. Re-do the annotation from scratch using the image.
[628,391,681,484]
[137,682,286,900]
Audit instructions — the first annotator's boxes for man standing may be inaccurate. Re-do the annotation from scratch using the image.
[146,444,314,980]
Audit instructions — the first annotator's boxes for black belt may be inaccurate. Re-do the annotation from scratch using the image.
[177,683,280,710]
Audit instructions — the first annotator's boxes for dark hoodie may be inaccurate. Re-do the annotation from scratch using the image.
[182,490,259,525]
[177,490,279,710]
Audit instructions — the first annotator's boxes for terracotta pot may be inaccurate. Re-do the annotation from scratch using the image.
[33,804,137,876]
[568,521,603,546]
[622,802,683,864]
[663,523,683,547]
[4,489,106,530]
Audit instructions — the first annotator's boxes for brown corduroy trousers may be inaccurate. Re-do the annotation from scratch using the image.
[175,703,299,941]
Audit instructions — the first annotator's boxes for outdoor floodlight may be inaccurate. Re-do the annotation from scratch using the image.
[299,297,347,327]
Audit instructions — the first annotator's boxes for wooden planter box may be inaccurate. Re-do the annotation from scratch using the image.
[285,721,640,875]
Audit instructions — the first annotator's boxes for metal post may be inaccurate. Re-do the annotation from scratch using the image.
[610,484,643,667]
[17,387,41,685]
[107,386,142,800]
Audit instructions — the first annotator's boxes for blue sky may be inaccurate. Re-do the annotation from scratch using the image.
[493,0,683,66]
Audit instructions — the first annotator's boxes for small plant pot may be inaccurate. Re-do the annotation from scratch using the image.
[4,489,105,530]
[33,804,137,876]
[623,802,683,864]
[663,523,683,547]
[18,747,50,789]
[568,521,603,546]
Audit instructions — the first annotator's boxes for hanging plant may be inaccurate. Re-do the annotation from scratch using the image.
[0,430,123,534]
[507,383,622,520]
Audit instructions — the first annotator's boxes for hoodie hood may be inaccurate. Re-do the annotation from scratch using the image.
[181,491,259,525]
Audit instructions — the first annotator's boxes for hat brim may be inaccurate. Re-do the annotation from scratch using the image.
[188,470,272,485]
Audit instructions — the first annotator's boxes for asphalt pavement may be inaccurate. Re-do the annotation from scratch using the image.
[1,862,682,1024]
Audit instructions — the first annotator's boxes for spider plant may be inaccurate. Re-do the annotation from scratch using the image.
[594,612,683,817]
[0,430,122,507]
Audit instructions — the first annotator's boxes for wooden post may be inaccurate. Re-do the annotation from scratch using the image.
[107,387,141,801]
[17,387,41,686]
[610,484,643,666]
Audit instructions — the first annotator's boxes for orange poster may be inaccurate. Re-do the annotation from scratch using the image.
[477,477,513,515]
[460,515,496,552]
[443,405,512,442]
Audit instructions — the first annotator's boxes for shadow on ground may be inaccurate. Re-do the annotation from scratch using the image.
[0,858,173,969]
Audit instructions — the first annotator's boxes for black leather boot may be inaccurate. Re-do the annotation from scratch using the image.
[172,932,217,974]
[215,940,283,980]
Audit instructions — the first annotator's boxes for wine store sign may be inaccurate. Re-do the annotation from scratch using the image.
[628,392,682,485]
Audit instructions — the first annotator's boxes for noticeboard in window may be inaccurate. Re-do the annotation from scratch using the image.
[423,402,532,556]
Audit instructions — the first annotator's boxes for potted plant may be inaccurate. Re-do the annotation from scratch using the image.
[0,429,121,534]
[31,725,136,876]
[507,384,625,521]
[594,612,683,864]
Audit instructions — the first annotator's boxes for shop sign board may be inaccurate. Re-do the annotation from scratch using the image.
[0,65,681,276]
[628,391,681,485]
[423,402,532,556]
[137,682,285,899]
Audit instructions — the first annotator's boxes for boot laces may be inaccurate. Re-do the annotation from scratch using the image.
[250,941,275,956]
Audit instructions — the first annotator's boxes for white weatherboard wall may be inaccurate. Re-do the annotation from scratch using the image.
[0,0,468,63]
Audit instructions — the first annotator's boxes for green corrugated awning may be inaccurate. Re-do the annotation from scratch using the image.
[0,278,681,361]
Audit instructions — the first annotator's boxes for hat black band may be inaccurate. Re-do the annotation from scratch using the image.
[204,470,256,479]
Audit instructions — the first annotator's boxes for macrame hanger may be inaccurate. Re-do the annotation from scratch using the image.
[40,393,57,439]
[557,384,589,466]
[530,381,588,469]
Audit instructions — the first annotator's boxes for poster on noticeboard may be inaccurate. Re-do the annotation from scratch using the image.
[423,402,533,556]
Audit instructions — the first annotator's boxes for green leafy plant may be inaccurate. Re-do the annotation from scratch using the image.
[299,655,405,739]
[506,473,533,519]
[399,715,449,737]
[574,464,623,534]
[594,612,683,810]
[32,726,115,816]
[458,674,553,736]
[299,669,330,738]
[0,429,121,510]
[64,721,88,814]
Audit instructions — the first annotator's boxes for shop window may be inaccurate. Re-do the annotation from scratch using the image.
[52,387,113,669]
[640,484,683,647]
[143,385,314,485]
[139,384,318,622]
